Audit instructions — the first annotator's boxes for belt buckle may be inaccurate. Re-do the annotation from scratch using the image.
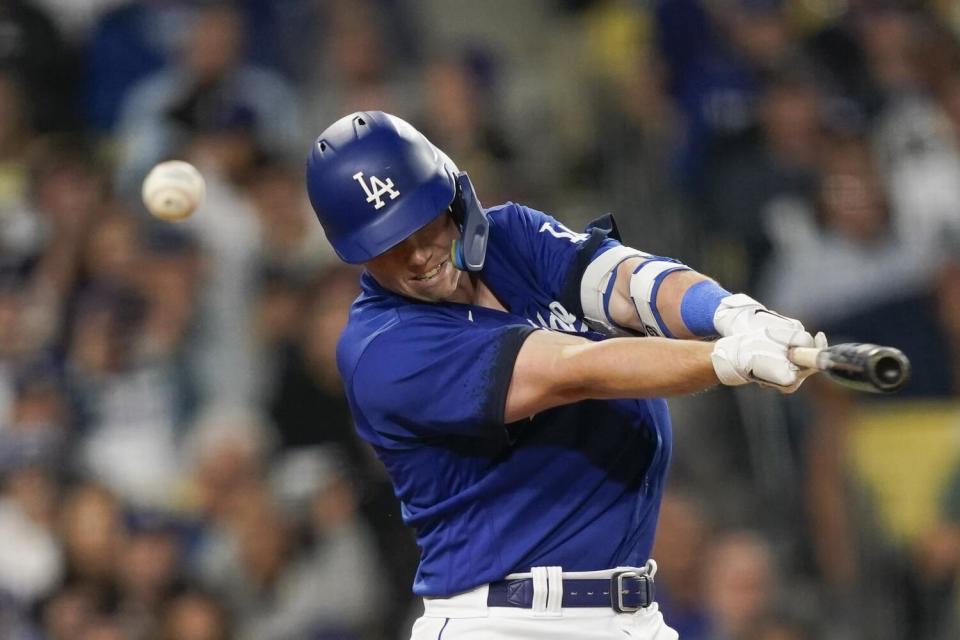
[610,570,651,613]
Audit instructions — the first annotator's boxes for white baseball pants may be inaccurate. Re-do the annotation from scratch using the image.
[409,566,679,640]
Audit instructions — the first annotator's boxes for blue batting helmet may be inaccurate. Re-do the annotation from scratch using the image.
[305,111,488,270]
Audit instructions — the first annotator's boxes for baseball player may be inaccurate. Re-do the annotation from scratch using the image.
[305,112,824,639]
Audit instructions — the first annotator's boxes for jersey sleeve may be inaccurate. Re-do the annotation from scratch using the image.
[488,204,622,315]
[349,315,536,441]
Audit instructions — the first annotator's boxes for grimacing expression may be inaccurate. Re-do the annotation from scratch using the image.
[364,211,462,302]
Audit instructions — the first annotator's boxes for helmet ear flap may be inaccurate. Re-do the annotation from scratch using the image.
[449,172,488,272]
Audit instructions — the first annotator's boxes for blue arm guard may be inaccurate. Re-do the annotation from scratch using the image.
[679,279,731,337]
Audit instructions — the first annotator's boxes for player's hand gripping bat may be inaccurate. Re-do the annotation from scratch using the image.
[787,343,911,393]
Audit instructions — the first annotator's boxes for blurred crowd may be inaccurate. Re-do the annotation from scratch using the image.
[0,0,959,639]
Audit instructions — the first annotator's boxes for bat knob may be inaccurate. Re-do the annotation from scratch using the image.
[875,357,903,385]
[868,348,911,393]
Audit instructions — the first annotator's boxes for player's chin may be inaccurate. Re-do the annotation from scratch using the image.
[406,269,458,302]
[406,282,454,303]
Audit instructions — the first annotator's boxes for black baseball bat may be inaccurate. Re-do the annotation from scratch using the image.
[788,343,911,394]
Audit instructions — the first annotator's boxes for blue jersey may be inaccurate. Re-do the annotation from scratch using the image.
[336,203,673,597]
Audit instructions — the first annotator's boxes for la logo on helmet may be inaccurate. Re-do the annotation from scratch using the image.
[352,171,400,210]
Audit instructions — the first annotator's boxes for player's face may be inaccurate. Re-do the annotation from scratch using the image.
[365,211,463,302]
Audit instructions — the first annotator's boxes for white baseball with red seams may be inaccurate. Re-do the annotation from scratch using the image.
[141,160,206,221]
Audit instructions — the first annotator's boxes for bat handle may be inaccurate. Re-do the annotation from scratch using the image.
[788,346,823,370]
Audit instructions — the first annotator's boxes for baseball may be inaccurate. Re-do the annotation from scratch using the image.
[141,160,205,221]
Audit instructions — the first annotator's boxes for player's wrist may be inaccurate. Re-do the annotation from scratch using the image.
[680,280,731,337]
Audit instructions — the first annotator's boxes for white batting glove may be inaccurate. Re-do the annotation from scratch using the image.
[711,329,827,393]
[714,294,813,348]
[782,329,828,393]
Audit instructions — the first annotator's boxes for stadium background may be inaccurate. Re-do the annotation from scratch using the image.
[0,0,959,638]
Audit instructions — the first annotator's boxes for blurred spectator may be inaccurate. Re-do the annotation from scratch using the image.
[758,135,929,327]
[223,446,384,640]
[704,530,779,640]
[134,226,203,425]
[62,292,136,384]
[255,270,308,386]
[249,161,335,278]
[575,1,691,258]
[805,1,924,123]
[184,404,276,617]
[67,286,185,508]
[176,173,262,410]
[268,265,363,454]
[0,591,39,640]
[29,0,127,43]
[743,611,816,640]
[419,50,520,203]
[159,587,229,640]
[934,0,960,40]
[41,583,103,640]
[192,482,302,640]
[16,137,107,343]
[133,115,270,412]
[114,512,184,637]
[937,259,960,392]
[0,359,69,471]
[85,0,320,132]
[656,0,805,183]
[83,0,189,132]
[79,616,127,640]
[114,1,301,195]
[701,71,825,290]
[652,490,712,640]
[912,507,960,640]
[184,405,275,526]
[59,482,123,591]
[300,0,418,136]
[0,465,62,605]
[0,1,80,133]
[0,372,66,616]
[874,23,960,259]
[904,261,960,639]
[784,241,960,640]
[239,0,323,83]
[0,71,33,213]
[0,284,35,424]
[189,416,382,639]
[80,208,141,290]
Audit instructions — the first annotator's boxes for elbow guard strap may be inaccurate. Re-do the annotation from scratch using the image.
[628,259,690,338]
[580,245,648,334]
